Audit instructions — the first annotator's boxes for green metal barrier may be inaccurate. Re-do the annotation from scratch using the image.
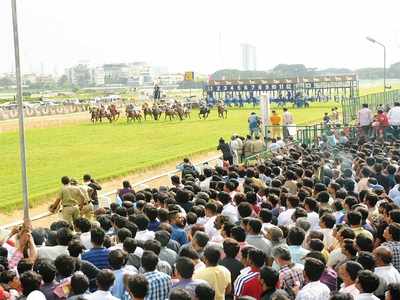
[243,149,271,165]
[341,89,400,124]
[265,124,326,146]
[265,123,351,147]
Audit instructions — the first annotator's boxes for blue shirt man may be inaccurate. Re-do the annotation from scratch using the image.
[248,113,260,136]
[81,227,110,270]
[171,224,188,246]
[169,211,188,246]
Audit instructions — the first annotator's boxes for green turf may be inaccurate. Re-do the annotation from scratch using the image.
[0,102,336,211]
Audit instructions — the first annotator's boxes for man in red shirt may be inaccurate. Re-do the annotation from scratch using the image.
[233,248,265,300]
[376,109,389,138]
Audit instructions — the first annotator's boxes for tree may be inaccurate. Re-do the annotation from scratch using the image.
[72,64,91,87]
[0,76,15,88]
[57,74,69,88]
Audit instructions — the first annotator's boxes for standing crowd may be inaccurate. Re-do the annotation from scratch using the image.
[2,120,400,300]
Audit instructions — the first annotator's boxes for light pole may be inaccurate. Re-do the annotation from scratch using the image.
[11,0,30,226]
[366,36,387,94]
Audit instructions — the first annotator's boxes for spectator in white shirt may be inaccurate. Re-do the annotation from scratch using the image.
[278,196,299,226]
[388,102,400,126]
[199,168,213,191]
[355,270,380,300]
[219,191,238,224]
[87,269,119,300]
[282,108,294,139]
[357,104,373,137]
[75,218,93,250]
[134,214,155,242]
[388,180,400,206]
[230,135,241,165]
[204,203,218,239]
[268,138,281,153]
[338,261,364,298]
[109,228,132,251]
[319,214,337,249]
[37,228,72,261]
[276,136,285,148]
[304,198,320,230]
[294,257,330,300]
[372,246,400,298]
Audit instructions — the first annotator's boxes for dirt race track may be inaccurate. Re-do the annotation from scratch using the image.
[0,111,91,133]
[0,111,220,228]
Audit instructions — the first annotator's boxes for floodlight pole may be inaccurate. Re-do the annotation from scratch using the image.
[366,36,387,94]
[11,0,30,226]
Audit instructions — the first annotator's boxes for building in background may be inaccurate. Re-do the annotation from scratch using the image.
[103,64,129,85]
[91,67,105,86]
[241,43,257,71]
[157,73,183,86]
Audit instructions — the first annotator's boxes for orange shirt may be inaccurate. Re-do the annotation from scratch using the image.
[270,114,281,125]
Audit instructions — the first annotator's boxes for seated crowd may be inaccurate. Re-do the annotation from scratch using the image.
[2,136,400,300]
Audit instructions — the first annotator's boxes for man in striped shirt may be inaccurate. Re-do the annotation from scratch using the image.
[273,245,304,299]
[142,250,171,300]
[234,248,265,300]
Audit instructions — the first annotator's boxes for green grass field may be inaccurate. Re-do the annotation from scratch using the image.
[0,103,336,211]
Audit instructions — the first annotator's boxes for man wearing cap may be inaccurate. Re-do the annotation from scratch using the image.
[70,178,94,220]
[49,176,85,225]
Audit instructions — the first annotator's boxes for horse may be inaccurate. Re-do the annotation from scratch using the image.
[152,105,162,120]
[99,107,113,123]
[199,106,210,119]
[183,106,191,119]
[175,104,187,121]
[126,106,142,122]
[164,107,176,121]
[217,104,227,119]
[108,104,120,121]
[142,104,153,120]
[89,107,99,123]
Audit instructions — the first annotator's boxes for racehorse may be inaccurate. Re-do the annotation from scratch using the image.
[152,105,162,120]
[142,103,153,120]
[90,106,112,123]
[217,103,227,119]
[99,106,113,123]
[183,105,191,119]
[126,105,142,122]
[199,106,210,119]
[108,104,120,121]
[164,107,176,121]
[175,104,188,121]
[89,107,99,123]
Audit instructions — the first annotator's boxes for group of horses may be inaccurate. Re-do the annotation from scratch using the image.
[89,102,228,124]
[199,103,227,119]
[89,104,120,123]
[126,103,192,122]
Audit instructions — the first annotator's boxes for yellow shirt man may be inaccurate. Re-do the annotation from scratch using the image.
[270,111,282,138]
[193,265,231,300]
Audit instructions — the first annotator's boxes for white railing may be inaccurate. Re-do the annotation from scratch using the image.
[0,155,221,230]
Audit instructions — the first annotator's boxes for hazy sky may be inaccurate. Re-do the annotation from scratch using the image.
[1,0,399,75]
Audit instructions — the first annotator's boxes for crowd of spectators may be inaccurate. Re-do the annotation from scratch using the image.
[2,132,400,300]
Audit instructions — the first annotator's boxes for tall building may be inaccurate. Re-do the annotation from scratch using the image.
[241,43,257,71]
